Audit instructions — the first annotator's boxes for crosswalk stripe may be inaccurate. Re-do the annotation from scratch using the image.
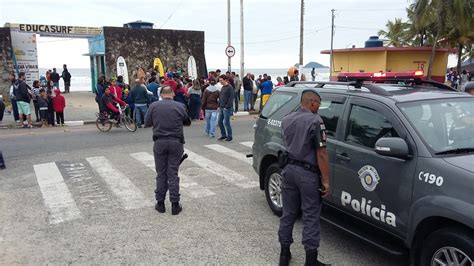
[86,156,152,210]
[129,152,215,198]
[33,162,82,224]
[184,149,259,189]
[204,144,252,165]
[240,141,253,148]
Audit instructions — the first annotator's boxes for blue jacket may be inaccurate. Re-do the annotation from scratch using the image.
[261,80,273,95]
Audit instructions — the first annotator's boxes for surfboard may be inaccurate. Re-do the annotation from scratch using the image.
[187,55,197,80]
[153,57,165,77]
[116,56,129,85]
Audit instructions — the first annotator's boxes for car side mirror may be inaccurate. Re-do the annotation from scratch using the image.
[375,137,410,160]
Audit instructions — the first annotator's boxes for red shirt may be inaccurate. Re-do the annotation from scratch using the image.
[53,94,66,112]
[109,85,122,99]
[163,79,178,93]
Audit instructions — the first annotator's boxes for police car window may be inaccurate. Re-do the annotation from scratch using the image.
[261,93,295,118]
[318,100,344,137]
[346,105,399,148]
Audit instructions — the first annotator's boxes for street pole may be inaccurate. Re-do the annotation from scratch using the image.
[227,0,231,72]
[240,0,244,79]
[299,0,304,73]
[330,9,335,81]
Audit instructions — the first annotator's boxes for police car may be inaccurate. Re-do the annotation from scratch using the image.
[251,76,474,265]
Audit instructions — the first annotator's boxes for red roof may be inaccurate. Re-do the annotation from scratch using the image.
[320,47,458,54]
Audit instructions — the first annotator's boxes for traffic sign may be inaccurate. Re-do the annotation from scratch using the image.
[225,45,236,58]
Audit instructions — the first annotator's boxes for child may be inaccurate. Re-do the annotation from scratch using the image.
[122,88,134,118]
[53,89,66,126]
[37,89,48,128]
[46,90,55,126]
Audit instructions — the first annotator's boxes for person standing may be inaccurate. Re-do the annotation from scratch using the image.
[188,79,202,120]
[61,64,72,93]
[130,77,149,128]
[147,77,160,103]
[242,73,253,111]
[9,73,20,122]
[260,76,274,108]
[46,90,55,126]
[37,89,49,128]
[51,68,61,89]
[278,90,330,266]
[311,68,316,81]
[32,80,41,122]
[53,88,66,126]
[13,72,33,128]
[145,86,191,215]
[0,95,5,124]
[251,74,258,111]
[217,75,234,142]
[233,73,242,113]
[460,69,469,90]
[202,79,220,138]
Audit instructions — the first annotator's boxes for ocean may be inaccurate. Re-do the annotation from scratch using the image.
[37,67,330,92]
[39,68,92,92]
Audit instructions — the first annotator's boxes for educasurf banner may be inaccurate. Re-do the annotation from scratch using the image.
[10,31,39,86]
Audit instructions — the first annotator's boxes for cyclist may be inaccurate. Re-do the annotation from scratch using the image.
[101,86,127,122]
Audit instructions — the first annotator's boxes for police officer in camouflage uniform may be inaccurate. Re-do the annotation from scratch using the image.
[278,90,330,266]
[145,86,191,215]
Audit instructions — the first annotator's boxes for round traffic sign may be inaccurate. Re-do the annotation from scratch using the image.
[225,45,236,57]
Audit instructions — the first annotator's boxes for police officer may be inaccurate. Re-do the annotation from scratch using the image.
[145,86,191,215]
[278,90,330,266]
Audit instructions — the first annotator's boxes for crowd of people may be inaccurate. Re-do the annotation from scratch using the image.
[93,67,294,140]
[446,68,472,91]
[3,71,67,128]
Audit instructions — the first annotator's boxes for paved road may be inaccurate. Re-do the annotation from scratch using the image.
[0,116,407,265]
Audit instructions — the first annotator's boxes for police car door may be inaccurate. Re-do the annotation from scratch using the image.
[333,97,416,236]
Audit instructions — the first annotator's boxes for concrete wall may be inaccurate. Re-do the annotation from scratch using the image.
[103,27,207,84]
[0,27,14,101]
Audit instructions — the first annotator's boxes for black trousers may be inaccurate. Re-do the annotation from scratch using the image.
[56,112,64,124]
[153,139,183,203]
[33,100,40,121]
[0,151,5,168]
[0,100,5,122]
[47,110,55,125]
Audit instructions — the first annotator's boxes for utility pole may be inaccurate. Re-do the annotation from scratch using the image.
[240,0,244,79]
[330,9,335,80]
[227,0,231,72]
[299,0,304,71]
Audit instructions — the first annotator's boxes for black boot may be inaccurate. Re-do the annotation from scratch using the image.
[279,245,291,266]
[155,201,165,213]
[171,202,182,215]
[305,249,329,266]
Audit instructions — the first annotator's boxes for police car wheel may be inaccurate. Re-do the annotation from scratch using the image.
[264,163,283,217]
[420,226,474,266]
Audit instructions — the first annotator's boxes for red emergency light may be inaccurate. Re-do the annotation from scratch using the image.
[337,70,425,81]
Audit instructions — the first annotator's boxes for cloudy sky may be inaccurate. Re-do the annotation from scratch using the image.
[1,0,419,69]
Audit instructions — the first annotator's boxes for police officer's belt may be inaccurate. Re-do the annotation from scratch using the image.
[153,135,183,143]
[287,158,319,173]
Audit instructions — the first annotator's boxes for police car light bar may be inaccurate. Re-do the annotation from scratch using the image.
[338,70,425,81]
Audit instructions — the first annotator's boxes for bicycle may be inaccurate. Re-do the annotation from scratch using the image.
[96,105,137,132]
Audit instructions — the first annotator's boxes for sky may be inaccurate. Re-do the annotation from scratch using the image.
[2,0,455,70]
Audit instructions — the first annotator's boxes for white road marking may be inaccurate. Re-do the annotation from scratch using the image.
[86,156,152,210]
[129,152,215,198]
[240,141,253,148]
[184,149,258,189]
[33,162,82,224]
[204,144,252,165]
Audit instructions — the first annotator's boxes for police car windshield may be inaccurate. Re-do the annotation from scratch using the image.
[399,97,474,154]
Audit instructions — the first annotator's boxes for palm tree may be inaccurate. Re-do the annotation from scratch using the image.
[412,0,473,78]
[378,18,410,47]
[413,0,450,79]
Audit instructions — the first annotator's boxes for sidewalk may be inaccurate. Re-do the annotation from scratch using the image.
[1,92,260,129]
[1,92,98,129]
